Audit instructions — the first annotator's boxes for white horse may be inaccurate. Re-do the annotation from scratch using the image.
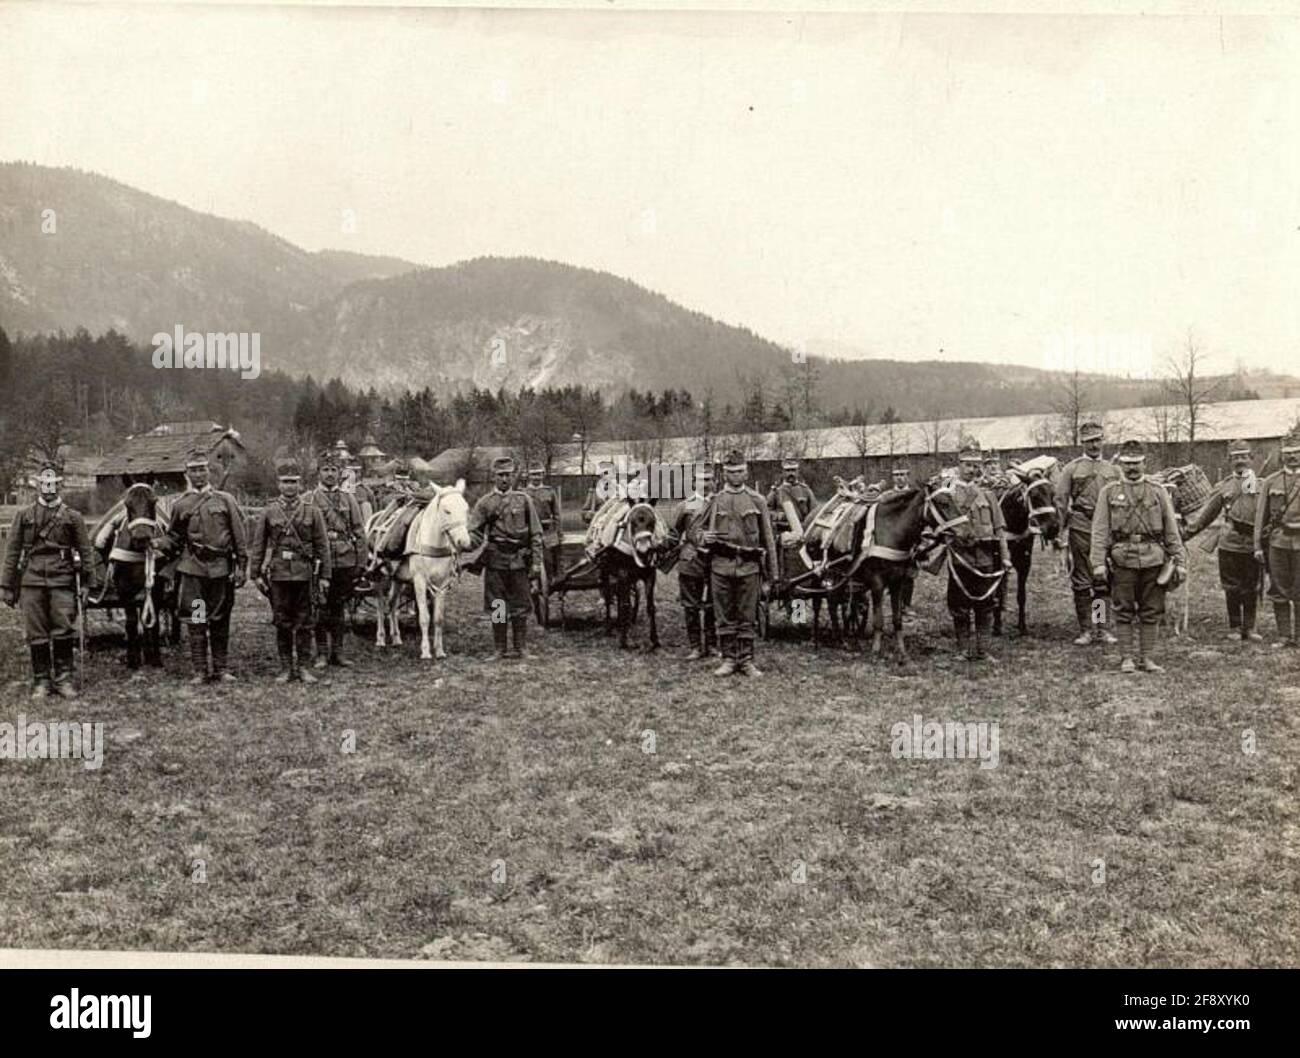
[405,481,474,660]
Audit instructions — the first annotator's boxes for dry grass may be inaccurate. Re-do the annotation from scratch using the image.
[0,547,1296,966]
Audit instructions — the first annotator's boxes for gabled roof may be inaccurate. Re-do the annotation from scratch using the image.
[426,396,1300,476]
[98,422,244,477]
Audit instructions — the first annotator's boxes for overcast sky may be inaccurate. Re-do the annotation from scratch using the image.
[2,3,1298,377]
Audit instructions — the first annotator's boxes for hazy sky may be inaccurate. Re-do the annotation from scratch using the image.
[3,2,1298,377]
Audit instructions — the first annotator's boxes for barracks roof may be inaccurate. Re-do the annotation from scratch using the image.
[425,396,1300,477]
[97,422,245,477]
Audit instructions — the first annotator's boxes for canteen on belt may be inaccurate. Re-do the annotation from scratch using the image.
[1156,557,1182,589]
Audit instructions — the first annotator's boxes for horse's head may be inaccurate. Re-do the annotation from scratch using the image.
[435,479,473,552]
[924,479,975,545]
[1020,473,1060,542]
[625,501,661,563]
[121,483,159,549]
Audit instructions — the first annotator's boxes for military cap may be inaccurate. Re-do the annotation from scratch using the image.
[1116,439,1147,462]
[491,456,516,474]
[185,447,210,467]
[1079,420,1105,441]
[527,462,545,476]
[391,458,411,479]
[696,464,714,482]
[35,459,64,486]
[1227,439,1252,457]
[982,449,1000,464]
[276,459,302,479]
[958,439,983,463]
[1282,432,1300,454]
[318,448,342,469]
[781,458,800,471]
[891,457,910,472]
[722,449,747,471]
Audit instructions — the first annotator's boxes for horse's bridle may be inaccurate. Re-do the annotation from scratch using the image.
[924,483,971,536]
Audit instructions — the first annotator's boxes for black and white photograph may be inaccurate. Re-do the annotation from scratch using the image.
[0,0,1296,997]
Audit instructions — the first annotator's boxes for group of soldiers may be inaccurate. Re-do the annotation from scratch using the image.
[4,426,1300,695]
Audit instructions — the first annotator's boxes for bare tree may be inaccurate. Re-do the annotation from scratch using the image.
[840,421,875,479]
[1048,369,1094,446]
[1164,330,1224,462]
[916,407,951,458]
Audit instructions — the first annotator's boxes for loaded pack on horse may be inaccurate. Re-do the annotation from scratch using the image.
[986,456,1063,635]
[582,486,669,649]
[91,483,179,668]
[362,490,429,648]
[795,476,880,645]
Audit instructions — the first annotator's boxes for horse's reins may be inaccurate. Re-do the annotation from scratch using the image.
[94,515,160,627]
[414,496,470,594]
[930,481,1007,602]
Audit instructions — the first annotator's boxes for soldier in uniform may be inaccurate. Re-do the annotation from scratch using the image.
[249,460,332,682]
[1183,439,1262,641]
[307,449,366,668]
[1253,430,1300,649]
[946,442,1013,662]
[468,456,544,660]
[768,458,817,534]
[701,450,779,677]
[154,448,248,684]
[523,462,563,582]
[981,450,1008,490]
[344,461,375,524]
[889,459,918,616]
[1054,420,1122,645]
[1090,439,1185,673]
[1,460,93,698]
[669,465,716,660]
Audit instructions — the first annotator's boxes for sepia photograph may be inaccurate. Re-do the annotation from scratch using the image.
[0,0,1296,1002]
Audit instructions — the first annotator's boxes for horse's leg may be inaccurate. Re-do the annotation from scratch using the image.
[992,566,1006,636]
[433,584,448,660]
[812,596,821,649]
[602,568,613,636]
[389,580,403,646]
[124,600,142,669]
[646,573,659,651]
[892,580,907,660]
[618,573,630,649]
[415,570,432,660]
[373,579,387,647]
[1017,552,1030,635]
[871,580,885,657]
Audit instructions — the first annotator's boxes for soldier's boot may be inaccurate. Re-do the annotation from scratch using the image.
[296,629,318,683]
[187,626,209,685]
[274,629,294,683]
[30,643,52,699]
[953,614,972,660]
[1118,620,1138,672]
[713,637,737,677]
[313,628,330,669]
[1095,599,1118,644]
[991,603,1003,637]
[1242,595,1262,641]
[1271,602,1294,648]
[126,636,142,669]
[737,637,761,677]
[52,638,78,699]
[973,610,996,662]
[511,617,534,660]
[1071,592,1093,645]
[328,626,353,667]
[1138,623,1164,673]
[492,622,509,659]
[684,614,703,660]
[1224,593,1242,640]
[703,620,718,657]
[210,620,236,682]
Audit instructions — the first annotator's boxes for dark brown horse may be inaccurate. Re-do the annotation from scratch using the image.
[992,473,1062,635]
[596,501,665,650]
[94,483,173,668]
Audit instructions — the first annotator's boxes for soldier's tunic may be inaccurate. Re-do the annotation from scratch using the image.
[306,485,365,646]
[250,497,332,633]
[671,491,715,647]
[1254,468,1300,631]
[161,486,247,631]
[704,486,779,646]
[1185,472,1261,627]
[768,480,817,531]
[946,479,1008,616]
[1090,477,1184,631]
[1,499,92,645]
[524,482,562,578]
[349,481,376,525]
[468,488,543,618]
[1055,454,1122,597]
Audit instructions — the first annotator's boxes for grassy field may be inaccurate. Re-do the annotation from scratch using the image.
[0,545,1296,967]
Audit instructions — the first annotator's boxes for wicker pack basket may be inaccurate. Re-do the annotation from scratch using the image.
[1155,464,1212,514]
